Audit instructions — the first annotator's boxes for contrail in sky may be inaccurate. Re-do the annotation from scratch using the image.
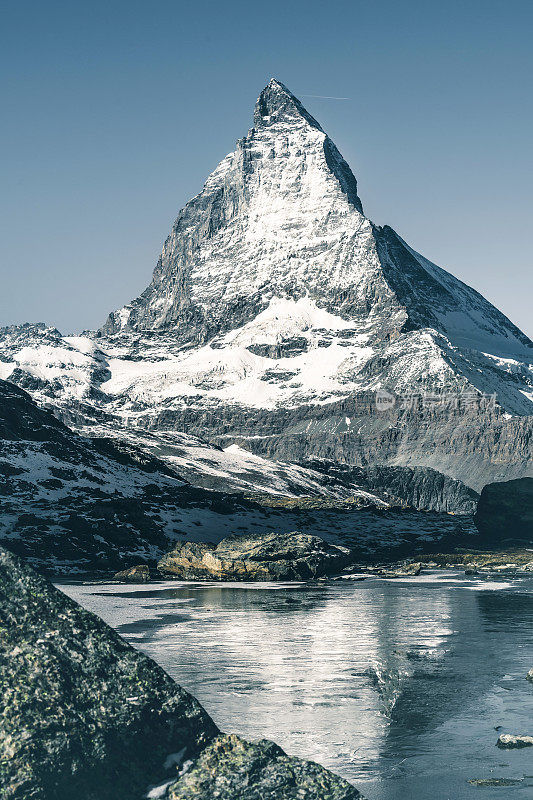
[300,94,350,100]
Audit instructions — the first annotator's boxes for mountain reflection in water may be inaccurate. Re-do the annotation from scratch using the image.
[60,572,533,800]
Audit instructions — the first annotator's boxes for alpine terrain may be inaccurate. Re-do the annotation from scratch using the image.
[0,378,477,572]
[1,78,531,516]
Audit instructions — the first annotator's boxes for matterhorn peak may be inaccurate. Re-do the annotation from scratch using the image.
[99,78,532,421]
[2,79,532,502]
[253,78,323,131]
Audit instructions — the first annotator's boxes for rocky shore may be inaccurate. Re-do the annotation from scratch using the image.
[157,531,351,581]
[418,548,533,576]
[107,534,533,585]
[112,564,151,582]
[0,546,363,799]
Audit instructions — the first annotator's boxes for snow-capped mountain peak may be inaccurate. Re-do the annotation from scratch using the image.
[253,78,323,130]
[1,80,532,491]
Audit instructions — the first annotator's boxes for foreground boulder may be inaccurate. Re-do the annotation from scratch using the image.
[157,531,351,581]
[474,478,533,542]
[166,734,360,799]
[0,547,216,800]
[0,547,364,799]
[113,564,151,582]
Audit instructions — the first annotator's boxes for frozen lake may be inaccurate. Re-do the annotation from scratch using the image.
[60,570,533,799]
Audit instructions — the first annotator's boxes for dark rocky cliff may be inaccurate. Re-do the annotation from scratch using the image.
[474,478,533,543]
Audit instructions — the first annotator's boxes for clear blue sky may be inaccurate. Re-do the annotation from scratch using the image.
[1,0,532,336]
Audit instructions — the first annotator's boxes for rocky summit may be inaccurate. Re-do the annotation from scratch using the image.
[0,545,363,800]
[157,531,352,581]
[0,80,531,494]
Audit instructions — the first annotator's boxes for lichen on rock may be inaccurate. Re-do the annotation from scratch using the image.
[166,733,363,799]
[0,546,216,800]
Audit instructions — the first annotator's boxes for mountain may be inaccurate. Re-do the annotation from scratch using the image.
[0,380,476,572]
[1,79,532,493]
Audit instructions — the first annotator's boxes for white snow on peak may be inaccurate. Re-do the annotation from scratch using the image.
[223,296,356,346]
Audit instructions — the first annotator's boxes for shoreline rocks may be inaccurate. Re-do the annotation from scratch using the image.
[0,545,364,799]
[158,531,351,581]
[166,734,361,799]
[416,548,533,576]
[360,561,422,579]
[113,564,151,582]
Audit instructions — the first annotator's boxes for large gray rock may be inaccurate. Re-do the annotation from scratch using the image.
[0,546,216,800]
[158,531,351,581]
[166,734,362,800]
[474,478,533,542]
[0,546,364,799]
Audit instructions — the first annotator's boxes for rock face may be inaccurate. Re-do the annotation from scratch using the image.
[0,546,216,800]
[166,734,362,800]
[0,546,363,799]
[300,461,479,514]
[474,478,533,542]
[113,564,151,582]
[0,80,532,494]
[496,734,533,749]
[101,81,532,371]
[158,531,351,581]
